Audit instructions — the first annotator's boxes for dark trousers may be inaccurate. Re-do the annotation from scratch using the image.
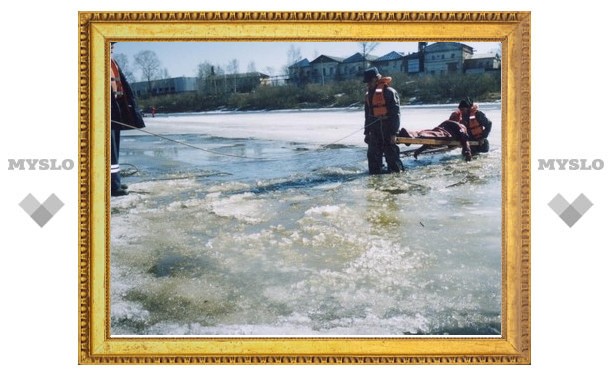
[366,122,404,174]
[111,128,122,191]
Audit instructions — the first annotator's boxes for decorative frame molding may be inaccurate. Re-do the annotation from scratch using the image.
[78,10,530,364]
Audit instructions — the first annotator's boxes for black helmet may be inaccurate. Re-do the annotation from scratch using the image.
[363,67,380,83]
[459,97,473,108]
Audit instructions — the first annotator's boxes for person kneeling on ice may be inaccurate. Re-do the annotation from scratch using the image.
[363,67,404,174]
[398,111,472,161]
[457,97,492,153]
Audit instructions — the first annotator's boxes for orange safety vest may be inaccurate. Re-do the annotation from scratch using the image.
[366,77,392,117]
[464,105,485,139]
[449,109,462,122]
[111,59,124,97]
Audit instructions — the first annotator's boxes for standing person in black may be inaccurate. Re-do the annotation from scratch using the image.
[110,42,145,196]
[363,67,404,174]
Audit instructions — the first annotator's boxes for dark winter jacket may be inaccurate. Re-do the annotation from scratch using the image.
[364,78,400,135]
[111,60,145,131]
[460,105,491,140]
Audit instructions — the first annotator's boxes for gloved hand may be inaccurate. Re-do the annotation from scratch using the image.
[364,134,370,144]
[462,148,472,162]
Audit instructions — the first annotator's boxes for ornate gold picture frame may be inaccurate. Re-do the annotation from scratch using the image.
[78,11,530,364]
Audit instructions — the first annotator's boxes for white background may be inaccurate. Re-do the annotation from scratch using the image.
[1,0,610,376]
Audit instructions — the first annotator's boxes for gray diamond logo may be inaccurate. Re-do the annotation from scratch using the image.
[19,193,64,227]
[548,193,593,227]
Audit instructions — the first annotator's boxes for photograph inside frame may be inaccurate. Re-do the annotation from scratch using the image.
[109,40,503,337]
[79,11,530,364]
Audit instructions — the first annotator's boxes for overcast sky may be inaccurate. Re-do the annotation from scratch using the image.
[113,41,501,80]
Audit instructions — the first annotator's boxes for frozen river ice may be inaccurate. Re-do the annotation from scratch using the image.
[110,103,502,336]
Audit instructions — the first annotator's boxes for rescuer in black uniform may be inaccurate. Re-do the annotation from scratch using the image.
[363,67,404,174]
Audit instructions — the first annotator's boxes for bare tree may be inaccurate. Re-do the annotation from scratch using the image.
[215,65,225,94]
[227,59,240,93]
[133,50,162,95]
[112,53,135,83]
[196,61,214,93]
[284,44,303,79]
[287,45,302,66]
[247,61,257,73]
[227,59,240,74]
[359,42,380,71]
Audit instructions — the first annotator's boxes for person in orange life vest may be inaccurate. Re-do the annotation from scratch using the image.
[458,97,492,152]
[110,42,145,197]
[363,67,404,174]
[398,110,472,161]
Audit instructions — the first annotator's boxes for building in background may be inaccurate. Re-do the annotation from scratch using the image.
[131,76,198,97]
[133,42,501,95]
[287,58,311,86]
[132,73,271,97]
[372,51,406,75]
[464,52,502,74]
[422,42,474,75]
[287,41,500,85]
[203,72,271,94]
[338,52,379,80]
[309,55,344,84]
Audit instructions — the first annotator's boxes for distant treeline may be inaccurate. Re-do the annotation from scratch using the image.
[136,71,501,114]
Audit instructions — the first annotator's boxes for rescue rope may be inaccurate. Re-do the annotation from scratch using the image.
[288,122,371,158]
[322,118,382,146]
[286,117,387,158]
[111,118,376,161]
[119,163,140,177]
[111,120,271,160]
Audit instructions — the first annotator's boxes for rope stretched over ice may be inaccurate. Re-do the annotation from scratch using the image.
[318,118,381,147]
[286,118,382,159]
[112,118,374,161]
[111,120,271,160]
